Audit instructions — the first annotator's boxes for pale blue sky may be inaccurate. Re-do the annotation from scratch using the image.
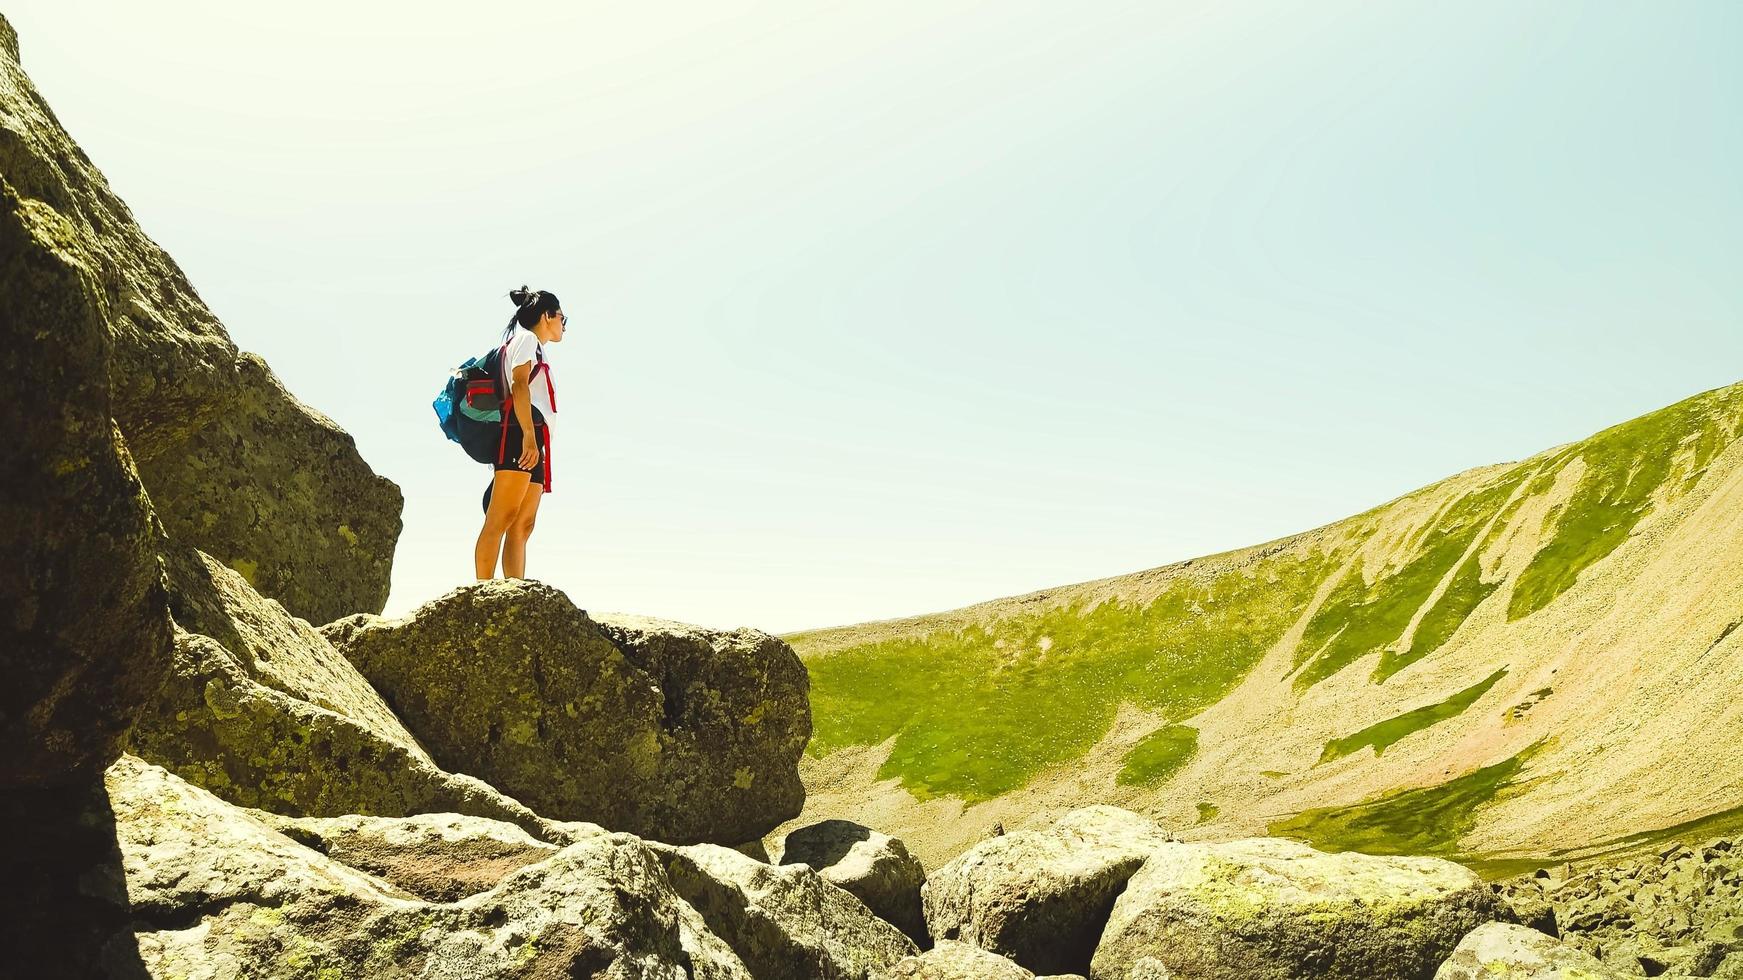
[9,1,1740,632]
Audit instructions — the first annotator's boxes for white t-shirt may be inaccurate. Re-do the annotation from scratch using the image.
[503,325,556,421]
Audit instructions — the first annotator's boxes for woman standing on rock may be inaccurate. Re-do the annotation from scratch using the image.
[475,285,565,579]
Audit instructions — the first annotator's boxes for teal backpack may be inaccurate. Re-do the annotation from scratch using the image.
[433,341,548,466]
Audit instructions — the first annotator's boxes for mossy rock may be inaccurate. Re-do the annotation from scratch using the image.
[0,166,172,789]
[323,580,810,845]
[1091,837,1498,980]
[0,18,400,625]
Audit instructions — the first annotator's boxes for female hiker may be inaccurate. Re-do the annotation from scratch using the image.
[475,285,565,579]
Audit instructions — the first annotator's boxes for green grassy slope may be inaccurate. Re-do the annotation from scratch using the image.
[788,381,1743,858]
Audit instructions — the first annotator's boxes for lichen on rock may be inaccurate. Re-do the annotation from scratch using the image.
[324,581,811,844]
[1091,837,1499,980]
[0,17,401,625]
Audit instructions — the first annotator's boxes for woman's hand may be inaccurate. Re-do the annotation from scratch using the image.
[519,433,541,470]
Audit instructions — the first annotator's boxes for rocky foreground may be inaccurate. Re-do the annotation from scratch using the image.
[44,752,1743,977]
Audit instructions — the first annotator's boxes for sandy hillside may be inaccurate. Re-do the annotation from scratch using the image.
[775,382,1743,874]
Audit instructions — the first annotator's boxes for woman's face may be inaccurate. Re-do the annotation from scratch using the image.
[537,310,567,343]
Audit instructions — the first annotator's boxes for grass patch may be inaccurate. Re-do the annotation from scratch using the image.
[1197,801,1220,823]
[1461,800,1743,881]
[1116,724,1197,787]
[804,551,1331,802]
[1318,667,1507,764]
[1269,741,1544,856]
[1294,471,1526,691]
[1378,551,1499,681]
[1508,387,1743,621]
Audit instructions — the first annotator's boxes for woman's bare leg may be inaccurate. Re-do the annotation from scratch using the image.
[502,482,545,579]
[476,470,534,578]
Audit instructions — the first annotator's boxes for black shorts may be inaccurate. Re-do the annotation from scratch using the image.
[491,415,548,485]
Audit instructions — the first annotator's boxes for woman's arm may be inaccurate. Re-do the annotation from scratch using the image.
[511,362,539,467]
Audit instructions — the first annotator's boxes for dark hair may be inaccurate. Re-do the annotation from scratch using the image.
[504,285,561,341]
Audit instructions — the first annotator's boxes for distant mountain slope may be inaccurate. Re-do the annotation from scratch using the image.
[779,382,1743,873]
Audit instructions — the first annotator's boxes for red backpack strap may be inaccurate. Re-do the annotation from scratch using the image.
[527,346,557,413]
[539,423,552,492]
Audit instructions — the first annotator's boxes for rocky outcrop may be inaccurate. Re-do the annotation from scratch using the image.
[126,548,567,838]
[924,806,1176,975]
[659,840,919,979]
[0,94,176,974]
[91,756,907,979]
[110,756,700,978]
[1494,837,1743,977]
[779,819,929,946]
[596,610,812,835]
[1091,837,1498,980]
[0,16,400,625]
[0,162,173,791]
[324,581,811,844]
[1432,921,1645,979]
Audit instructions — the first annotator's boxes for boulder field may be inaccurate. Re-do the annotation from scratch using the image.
[323,582,810,844]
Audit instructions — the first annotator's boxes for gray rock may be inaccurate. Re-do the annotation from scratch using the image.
[324,582,810,844]
[0,11,399,626]
[107,755,748,978]
[924,805,1175,975]
[880,940,1037,979]
[1433,921,1635,979]
[1494,874,1560,936]
[127,549,569,840]
[1090,837,1498,980]
[266,811,569,902]
[781,819,929,945]
[594,610,813,840]
[0,134,173,792]
[0,68,176,974]
[658,840,919,979]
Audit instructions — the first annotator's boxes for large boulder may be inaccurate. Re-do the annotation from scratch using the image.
[0,76,176,973]
[0,166,173,790]
[128,548,568,839]
[0,12,399,625]
[1090,837,1499,980]
[323,581,811,844]
[924,806,1176,975]
[780,819,929,946]
[1432,921,1644,979]
[658,840,919,979]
